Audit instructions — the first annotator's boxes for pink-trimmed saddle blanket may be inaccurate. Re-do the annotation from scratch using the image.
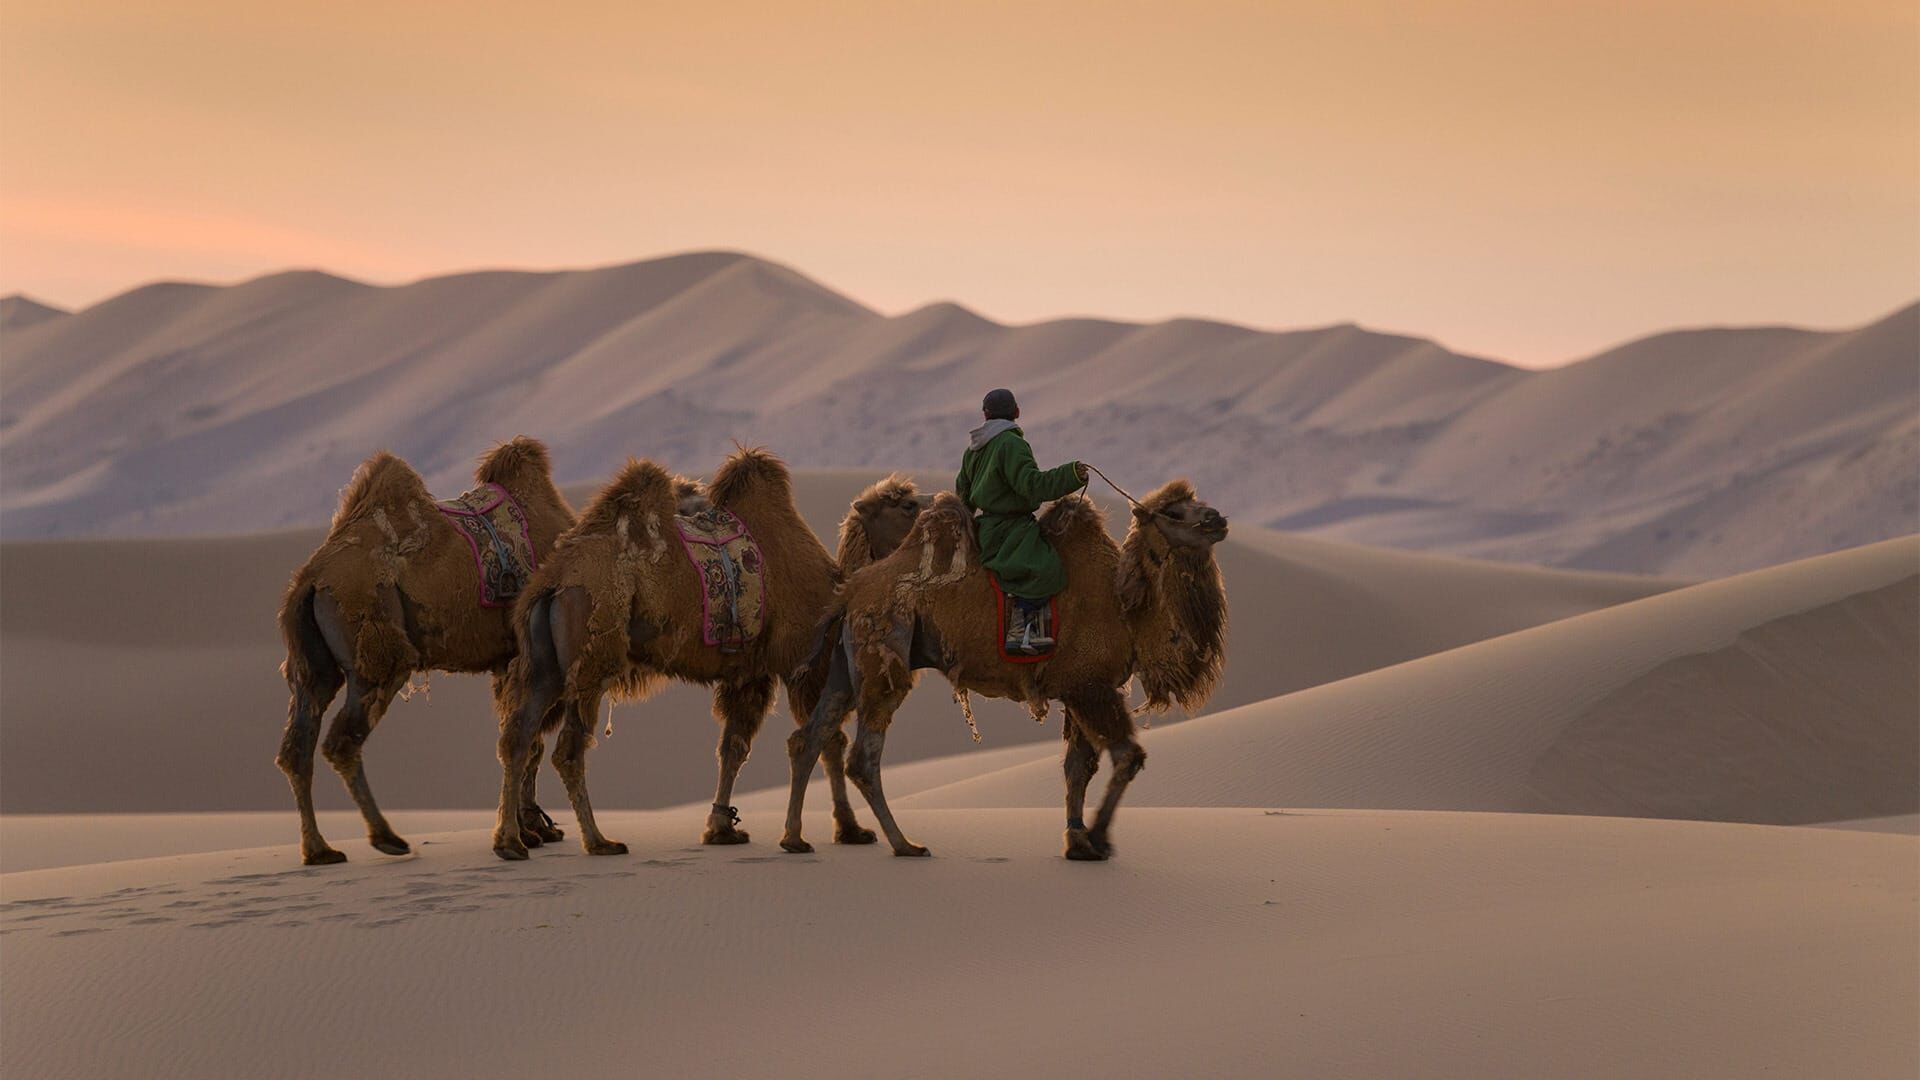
[436,482,538,608]
[673,507,766,652]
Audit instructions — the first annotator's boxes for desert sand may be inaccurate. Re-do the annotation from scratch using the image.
[0,505,1912,1077]
[2,810,1913,1079]
[3,254,1913,576]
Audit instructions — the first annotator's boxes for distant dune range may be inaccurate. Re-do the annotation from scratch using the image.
[0,471,1673,816]
[2,252,1913,575]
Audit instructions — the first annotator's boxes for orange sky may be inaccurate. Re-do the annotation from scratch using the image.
[2,0,1914,366]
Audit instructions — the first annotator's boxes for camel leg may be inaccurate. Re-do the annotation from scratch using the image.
[518,737,565,846]
[494,670,564,845]
[553,692,626,855]
[491,690,554,861]
[704,676,773,844]
[275,590,346,865]
[821,728,876,844]
[781,647,858,853]
[1071,688,1146,859]
[846,688,927,857]
[1060,709,1106,861]
[321,670,410,856]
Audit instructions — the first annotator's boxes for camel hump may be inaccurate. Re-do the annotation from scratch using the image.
[332,450,431,529]
[1039,492,1108,538]
[709,445,791,508]
[474,436,553,489]
[578,457,681,531]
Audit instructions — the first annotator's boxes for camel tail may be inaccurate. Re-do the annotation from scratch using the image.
[278,579,339,698]
[275,578,345,785]
[509,586,569,736]
[791,592,850,713]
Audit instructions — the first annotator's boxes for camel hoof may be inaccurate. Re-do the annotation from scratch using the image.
[519,829,545,848]
[834,824,878,845]
[1089,832,1114,858]
[702,827,751,845]
[303,848,348,866]
[780,837,815,854]
[369,835,411,857]
[586,841,629,856]
[494,844,529,862]
[892,844,931,858]
[1064,829,1107,861]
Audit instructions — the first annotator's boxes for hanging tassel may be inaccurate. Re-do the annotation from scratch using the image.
[604,696,615,738]
[954,688,981,743]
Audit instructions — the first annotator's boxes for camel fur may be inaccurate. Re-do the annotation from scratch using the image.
[491,452,927,859]
[781,480,1228,860]
[276,437,577,865]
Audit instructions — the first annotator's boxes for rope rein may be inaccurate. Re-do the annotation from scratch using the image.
[1081,462,1174,521]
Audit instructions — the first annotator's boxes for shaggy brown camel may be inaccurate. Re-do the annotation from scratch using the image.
[275,437,579,865]
[781,480,1228,860]
[490,455,927,859]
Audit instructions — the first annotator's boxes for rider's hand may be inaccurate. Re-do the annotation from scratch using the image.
[1075,461,1089,483]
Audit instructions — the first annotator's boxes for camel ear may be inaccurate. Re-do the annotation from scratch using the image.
[1132,506,1153,523]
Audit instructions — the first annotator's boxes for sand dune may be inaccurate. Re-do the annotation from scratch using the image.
[908,537,1918,823]
[4,253,1911,576]
[0,470,1670,816]
[2,810,1912,1080]
[0,294,67,334]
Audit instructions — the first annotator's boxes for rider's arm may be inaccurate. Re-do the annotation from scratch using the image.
[1000,436,1085,505]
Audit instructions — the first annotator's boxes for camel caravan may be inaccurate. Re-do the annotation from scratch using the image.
[277,393,1229,866]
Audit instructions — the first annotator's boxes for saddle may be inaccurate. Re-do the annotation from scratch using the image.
[674,506,766,653]
[436,483,538,608]
[989,575,1058,663]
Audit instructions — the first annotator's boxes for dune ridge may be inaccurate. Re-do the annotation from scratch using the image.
[3,253,1912,575]
[908,537,1918,823]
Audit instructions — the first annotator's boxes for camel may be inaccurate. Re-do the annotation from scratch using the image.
[275,437,583,865]
[781,480,1228,860]
[490,454,928,859]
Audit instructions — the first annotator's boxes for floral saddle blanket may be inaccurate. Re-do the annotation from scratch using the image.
[674,506,766,653]
[435,483,538,608]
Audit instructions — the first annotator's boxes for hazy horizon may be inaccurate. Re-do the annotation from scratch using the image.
[4,1,1915,367]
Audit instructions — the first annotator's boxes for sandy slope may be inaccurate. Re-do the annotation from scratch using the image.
[0,470,1669,816]
[0,294,67,334]
[4,253,1912,577]
[909,538,1918,823]
[1,810,1911,1080]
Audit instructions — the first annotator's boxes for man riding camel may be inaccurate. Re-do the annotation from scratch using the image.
[956,388,1088,655]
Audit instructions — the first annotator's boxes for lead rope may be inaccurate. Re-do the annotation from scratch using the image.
[1081,462,1177,521]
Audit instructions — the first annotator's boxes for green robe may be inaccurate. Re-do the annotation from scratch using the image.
[955,425,1084,600]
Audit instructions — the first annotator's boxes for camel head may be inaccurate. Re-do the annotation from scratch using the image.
[838,474,931,572]
[1120,478,1228,715]
[1134,486,1229,551]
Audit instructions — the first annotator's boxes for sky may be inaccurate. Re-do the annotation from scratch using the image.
[2,0,1914,367]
